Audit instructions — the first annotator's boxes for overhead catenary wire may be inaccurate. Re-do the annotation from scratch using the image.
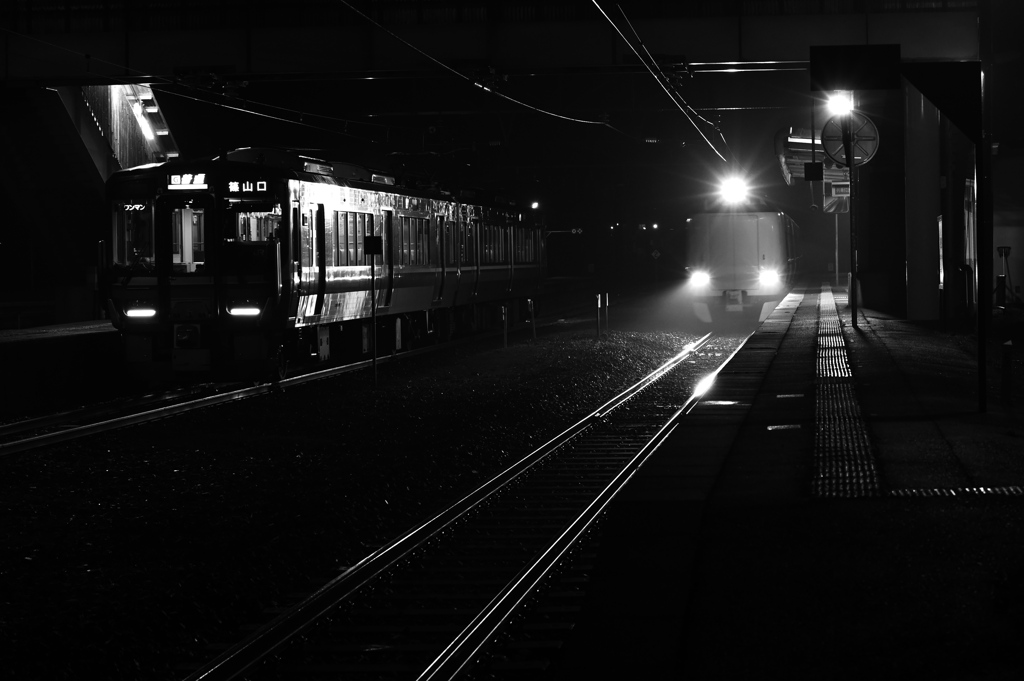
[336,0,611,128]
[591,1,728,163]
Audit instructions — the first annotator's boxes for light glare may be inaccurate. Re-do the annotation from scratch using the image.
[828,93,853,116]
[693,374,716,397]
[125,308,156,318]
[691,270,711,287]
[719,177,748,203]
[759,269,780,285]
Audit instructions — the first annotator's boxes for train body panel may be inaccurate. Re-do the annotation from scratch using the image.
[685,210,800,323]
[102,148,544,379]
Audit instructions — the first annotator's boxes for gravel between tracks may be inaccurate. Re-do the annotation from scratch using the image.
[1,325,737,679]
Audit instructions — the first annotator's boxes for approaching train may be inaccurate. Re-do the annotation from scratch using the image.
[684,200,801,323]
[101,147,545,380]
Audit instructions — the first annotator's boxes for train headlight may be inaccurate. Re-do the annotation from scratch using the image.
[758,268,780,285]
[125,304,157,318]
[690,270,711,287]
[719,177,749,204]
[227,301,261,316]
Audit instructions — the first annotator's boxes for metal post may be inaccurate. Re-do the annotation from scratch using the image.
[502,305,507,349]
[371,252,377,387]
[595,294,602,338]
[1002,341,1013,405]
[842,114,858,328]
[604,292,610,332]
[835,214,840,288]
[529,298,536,340]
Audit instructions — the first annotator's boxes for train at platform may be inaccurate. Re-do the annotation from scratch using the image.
[101,147,545,380]
[683,194,801,324]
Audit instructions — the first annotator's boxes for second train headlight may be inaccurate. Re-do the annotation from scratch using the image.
[125,302,157,318]
[758,268,780,285]
[690,270,711,287]
[227,301,261,316]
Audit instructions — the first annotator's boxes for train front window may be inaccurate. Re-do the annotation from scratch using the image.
[221,202,282,275]
[228,203,281,242]
[156,195,213,275]
[112,201,154,268]
[170,205,207,273]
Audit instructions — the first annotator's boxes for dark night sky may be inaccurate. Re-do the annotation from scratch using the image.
[149,1,1023,275]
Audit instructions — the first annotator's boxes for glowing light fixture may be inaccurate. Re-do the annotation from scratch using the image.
[691,270,711,287]
[758,268,780,285]
[227,302,261,317]
[125,307,156,318]
[131,102,155,141]
[827,91,853,116]
[531,201,540,209]
[719,176,748,204]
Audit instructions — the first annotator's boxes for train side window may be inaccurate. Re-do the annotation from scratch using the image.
[416,217,428,265]
[324,209,335,268]
[355,213,367,265]
[334,211,344,266]
[345,213,356,265]
[445,219,455,266]
[401,216,411,266]
[430,216,440,266]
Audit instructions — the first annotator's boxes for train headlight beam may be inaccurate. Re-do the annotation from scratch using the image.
[719,177,748,204]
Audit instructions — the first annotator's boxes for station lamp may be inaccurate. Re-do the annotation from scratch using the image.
[827,91,853,116]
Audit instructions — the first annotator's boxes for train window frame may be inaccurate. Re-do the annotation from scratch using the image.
[225,201,282,244]
[111,200,155,268]
[159,194,213,275]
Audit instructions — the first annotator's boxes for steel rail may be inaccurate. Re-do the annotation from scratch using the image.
[1,307,591,457]
[181,332,714,681]
[423,333,754,679]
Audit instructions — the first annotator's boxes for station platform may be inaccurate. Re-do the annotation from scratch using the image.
[551,283,1024,680]
[0,320,122,416]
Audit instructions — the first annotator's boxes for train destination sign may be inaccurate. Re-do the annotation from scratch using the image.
[227,180,268,193]
[167,173,207,190]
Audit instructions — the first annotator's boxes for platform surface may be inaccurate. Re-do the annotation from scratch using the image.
[550,284,1024,681]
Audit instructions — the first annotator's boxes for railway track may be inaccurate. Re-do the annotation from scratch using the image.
[0,303,600,457]
[180,331,731,680]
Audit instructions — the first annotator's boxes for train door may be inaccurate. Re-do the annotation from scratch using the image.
[432,213,445,301]
[756,216,780,276]
[296,205,316,319]
[382,209,394,308]
[505,217,514,292]
[314,204,326,315]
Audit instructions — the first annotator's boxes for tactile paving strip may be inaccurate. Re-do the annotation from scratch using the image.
[889,486,1024,497]
[812,284,882,498]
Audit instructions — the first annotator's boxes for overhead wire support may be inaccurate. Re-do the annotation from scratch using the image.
[0,25,397,144]
[591,1,728,163]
